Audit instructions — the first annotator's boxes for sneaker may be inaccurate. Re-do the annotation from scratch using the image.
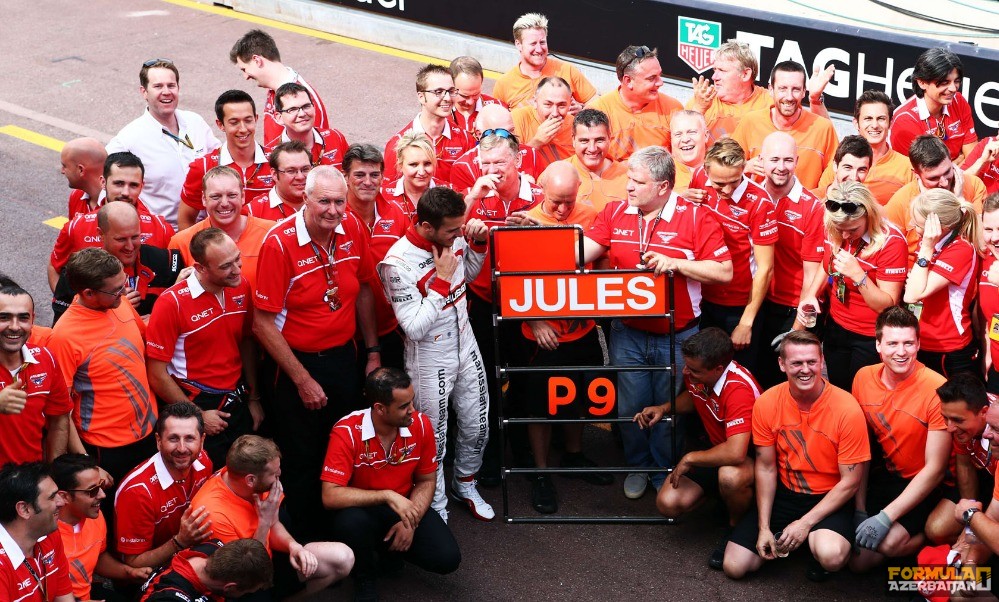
[450,475,496,521]
[531,475,558,514]
[560,452,614,486]
[709,528,732,570]
[623,473,649,499]
[354,578,378,602]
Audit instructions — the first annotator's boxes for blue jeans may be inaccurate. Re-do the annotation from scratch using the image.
[611,319,696,488]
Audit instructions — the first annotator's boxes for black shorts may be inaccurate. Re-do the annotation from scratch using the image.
[865,467,941,537]
[516,327,605,418]
[686,464,720,496]
[942,468,996,504]
[729,485,854,553]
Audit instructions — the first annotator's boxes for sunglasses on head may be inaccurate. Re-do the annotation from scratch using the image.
[479,128,518,144]
[143,58,173,68]
[825,199,864,215]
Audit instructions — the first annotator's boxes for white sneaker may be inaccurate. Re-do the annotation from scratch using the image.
[450,476,495,521]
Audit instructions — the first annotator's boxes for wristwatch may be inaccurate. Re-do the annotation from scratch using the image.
[964,506,981,526]
[916,256,930,268]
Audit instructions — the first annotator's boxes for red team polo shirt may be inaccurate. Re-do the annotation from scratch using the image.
[687,361,761,447]
[379,177,446,223]
[919,236,978,353]
[0,345,72,464]
[180,144,273,213]
[981,254,999,369]
[448,144,543,195]
[114,450,213,556]
[321,408,437,497]
[263,70,330,149]
[66,189,105,219]
[586,194,732,332]
[247,188,303,222]
[449,94,504,132]
[146,274,252,391]
[50,210,174,272]
[264,127,349,172]
[690,169,778,306]
[0,526,72,602]
[962,136,999,194]
[254,211,378,352]
[345,197,409,337]
[822,226,908,336]
[382,116,475,183]
[768,179,826,307]
[466,177,545,301]
[890,93,976,160]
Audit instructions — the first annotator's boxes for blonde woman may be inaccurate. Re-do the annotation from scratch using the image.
[903,188,983,376]
[382,132,441,221]
[806,182,908,389]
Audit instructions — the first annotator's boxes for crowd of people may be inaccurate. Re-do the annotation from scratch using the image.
[4,9,999,601]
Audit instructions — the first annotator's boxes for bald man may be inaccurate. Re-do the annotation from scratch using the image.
[450,103,542,194]
[60,138,108,217]
[53,203,186,322]
[519,160,608,513]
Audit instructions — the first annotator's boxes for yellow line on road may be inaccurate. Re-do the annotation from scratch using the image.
[0,125,65,152]
[44,217,69,230]
[160,0,503,79]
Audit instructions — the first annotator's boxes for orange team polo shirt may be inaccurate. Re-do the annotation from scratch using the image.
[590,88,684,161]
[883,175,987,266]
[673,160,701,193]
[752,381,871,495]
[732,106,840,190]
[852,362,946,479]
[49,301,157,449]
[491,56,598,110]
[190,468,283,555]
[512,105,575,171]
[816,148,915,206]
[168,216,275,291]
[566,155,628,213]
[687,85,772,142]
[58,513,107,601]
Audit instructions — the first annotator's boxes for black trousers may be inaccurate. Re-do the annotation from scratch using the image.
[750,300,798,389]
[330,504,461,581]
[918,339,983,380]
[83,434,156,553]
[699,300,763,377]
[187,388,253,470]
[265,343,363,542]
[822,320,880,391]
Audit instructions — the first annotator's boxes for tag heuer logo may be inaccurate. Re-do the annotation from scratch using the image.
[678,16,721,73]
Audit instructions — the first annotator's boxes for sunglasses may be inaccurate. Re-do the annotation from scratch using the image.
[479,128,518,144]
[65,480,107,498]
[625,46,653,72]
[825,200,864,215]
[142,58,173,67]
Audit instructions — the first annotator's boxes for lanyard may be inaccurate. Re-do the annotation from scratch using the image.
[931,229,961,262]
[23,556,47,602]
[312,135,327,167]
[636,206,665,266]
[364,434,412,468]
[309,233,341,311]
[161,128,193,150]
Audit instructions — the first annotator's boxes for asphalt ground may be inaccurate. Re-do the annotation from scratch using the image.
[3,1,899,599]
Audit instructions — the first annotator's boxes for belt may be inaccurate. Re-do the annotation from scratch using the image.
[293,342,353,358]
[676,318,700,334]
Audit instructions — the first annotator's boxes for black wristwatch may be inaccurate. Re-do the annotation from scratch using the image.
[366,345,382,355]
[916,256,930,268]
[964,506,981,526]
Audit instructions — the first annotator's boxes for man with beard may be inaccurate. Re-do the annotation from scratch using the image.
[249,140,311,220]
[0,462,73,602]
[115,402,214,570]
[192,435,354,599]
[268,82,348,169]
[323,368,460,600]
[53,454,151,601]
[732,61,839,190]
[149,228,262,467]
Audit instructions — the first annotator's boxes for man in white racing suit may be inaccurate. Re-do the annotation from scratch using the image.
[378,186,495,522]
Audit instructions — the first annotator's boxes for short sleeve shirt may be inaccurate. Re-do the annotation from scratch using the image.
[687,361,761,447]
[190,469,282,555]
[449,144,542,195]
[567,155,628,213]
[732,106,839,190]
[264,127,349,172]
[768,180,826,307]
[962,136,999,194]
[50,210,175,272]
[0,345,72,464]
[382,116,475,183]
[345,196,409,336]
[263,69,330,148]
[890,94,976,160]
[816,149,915,206]
[168,216,275,292]
[917,236,978,353]
[511,105,575,170]
[180,144,273,212]
[0,525,73,602]
[687,85,771,142]
[590,88,684,161]
[58,512,107,600]
[491,57,597,110]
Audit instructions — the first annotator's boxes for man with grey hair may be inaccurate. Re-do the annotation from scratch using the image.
[253,164,381,535]
[449,104,542,195]
[492,12,596,111]
[581,146,733,499]
[591,45,683,161]
[669,110,710,192]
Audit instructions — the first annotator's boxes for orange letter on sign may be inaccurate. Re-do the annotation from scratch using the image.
[588,378,615,416]
[548,377,576,416]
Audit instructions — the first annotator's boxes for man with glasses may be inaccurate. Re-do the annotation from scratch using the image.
[49,248,158,490]
[230,28,330,146]
[178,90,273,230]
[51,202,185,323]
[492,12,596,111]
[249,140,311,221]
[591,45,683,161]
[269,82,348,171]
[512,76,575,170]
[116,402,214,570]
[449,104,542,195]
[108,59,220,229]
[53,454,150,601]
[254,165,381,538]
[566,109,628,212]
[382,64,474,183]
[885,134,987,264]
[0,462,73,602]
[0,284,71,465]
[449,56,504,133]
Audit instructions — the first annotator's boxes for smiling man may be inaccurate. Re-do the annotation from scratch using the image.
[268,82,348,170]
[564,109,628,212]
[249,141,311,221]
[670,110,710,192]
[512,76,575,170]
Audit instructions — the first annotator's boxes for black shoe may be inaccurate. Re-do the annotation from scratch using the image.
[560,452,614,486]
[354,578,379,602]
[376,552,404,577]
[477,472,502,488]
[531,475,558,514]
[805,559,832,583]
[708,547,724,570]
